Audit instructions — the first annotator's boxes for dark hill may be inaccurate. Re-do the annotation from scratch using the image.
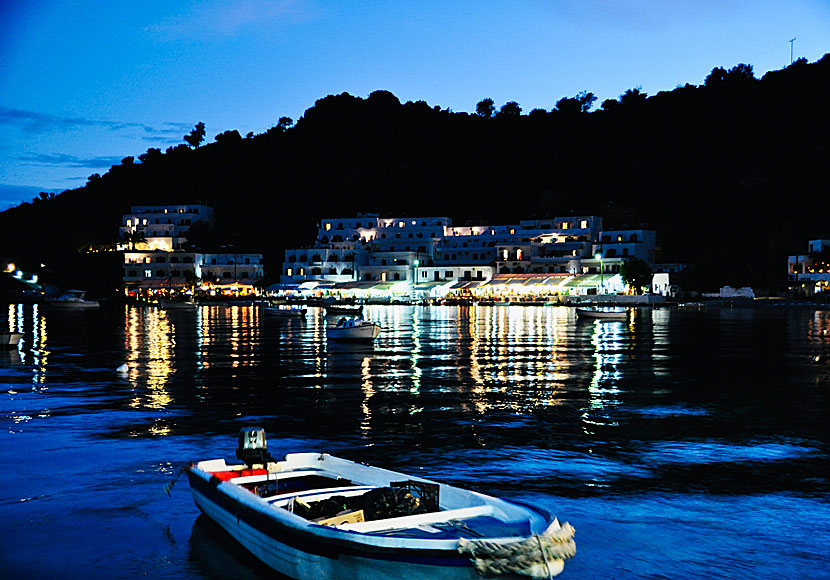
[2,56,829,293]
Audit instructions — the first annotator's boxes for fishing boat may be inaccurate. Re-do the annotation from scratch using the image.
[186,428,576,580]
[0,331,23,350]
[326,317,380,341]
[265,305,307,318]
[45,290,99,309]
[575,306,628,320]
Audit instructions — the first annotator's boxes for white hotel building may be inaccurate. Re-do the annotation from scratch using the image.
[279,214,657,298]
[119,204,263,294]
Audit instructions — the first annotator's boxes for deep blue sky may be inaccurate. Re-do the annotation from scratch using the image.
[1,1,827,208]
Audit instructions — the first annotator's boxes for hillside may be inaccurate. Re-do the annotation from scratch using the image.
[2,55,829,293]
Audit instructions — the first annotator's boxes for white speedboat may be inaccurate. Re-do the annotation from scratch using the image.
[187,429,576,580]
[326,317,380,341]
[0,331,23,350]
[46,290,99,309]
[575,306,628,320]
[265,305,307,318]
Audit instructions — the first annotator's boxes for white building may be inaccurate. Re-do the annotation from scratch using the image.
[279,214,657,297]
[119,204,214,251]
[788,238,830,294]
[120,204,263,294]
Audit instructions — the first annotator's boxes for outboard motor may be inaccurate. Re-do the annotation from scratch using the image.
[236,427,273,468]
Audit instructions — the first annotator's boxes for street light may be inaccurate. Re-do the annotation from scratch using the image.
[595,253,603,294]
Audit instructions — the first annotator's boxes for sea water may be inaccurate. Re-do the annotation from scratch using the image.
[1,303,828,579]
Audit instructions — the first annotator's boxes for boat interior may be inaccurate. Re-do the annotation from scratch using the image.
[199,460,524,538]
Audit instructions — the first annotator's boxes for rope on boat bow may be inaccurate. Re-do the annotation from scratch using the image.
[164,463,194,496]
[457,520,576,579]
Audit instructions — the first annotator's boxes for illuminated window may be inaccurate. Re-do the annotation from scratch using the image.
[144,269,152,278]
[286,268,293,276]
[509,228,515,235]
[142,219,147,225]
[126,219,132,227]
[324,223,331,231]
[398,221,405,228]
[381,272,387,281]
[561,222,569,229]
[502,249,508,260]
[299,268,305,275]
[517,249,523,260]
[580,220,589,229]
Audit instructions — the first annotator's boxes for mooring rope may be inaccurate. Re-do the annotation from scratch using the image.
[457,520,576,578]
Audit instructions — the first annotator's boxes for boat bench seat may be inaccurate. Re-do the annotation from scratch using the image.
[338,504,495,532]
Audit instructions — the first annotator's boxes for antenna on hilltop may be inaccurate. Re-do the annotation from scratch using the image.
[789,37,796,64]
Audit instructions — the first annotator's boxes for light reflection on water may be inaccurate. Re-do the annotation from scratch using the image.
[1,302,829,579]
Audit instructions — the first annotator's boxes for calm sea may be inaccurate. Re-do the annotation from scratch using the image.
[1,303,829,579]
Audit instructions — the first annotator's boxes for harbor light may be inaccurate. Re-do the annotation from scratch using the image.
[5,263,14,273]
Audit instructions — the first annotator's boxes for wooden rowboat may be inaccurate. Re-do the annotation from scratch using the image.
[187,429,576,580]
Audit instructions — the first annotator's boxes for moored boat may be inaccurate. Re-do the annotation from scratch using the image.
[575,306,629,320]
[46,290,99,309]
[265,305,307,318]
[0,331,23,350]
[157,297,198,310]
[326,317,380,341]
[324,304,364,316]
[187,428,576,580]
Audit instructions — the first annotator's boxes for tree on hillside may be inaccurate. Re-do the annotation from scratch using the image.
[621,257,652,294]
[497,101,522,117]
[555,91,597,114]
[619,88,648,106]
[704,63,756,88]
[276,117,293,131]
[138,148,162,164]
[184,122,206,148]
[215,129,242,144]
[475,98,495,118]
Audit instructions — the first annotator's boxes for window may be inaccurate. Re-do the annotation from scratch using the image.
[328,268,337,275]
[299,255,307,262]
[560,222,569,229]
[144,257,151,263]
[336,223,343,230]
[381,272,387,281]
[517,249,523,260]
[144,270,152,278]
[325,222,331,231]
[170,257,179,263]
[395,233,401,239]
[580,220,589,229]
[445,271,454,278]
[128,270,137,277]
[502,249,508,260]
[330,255,340,262]
[171,270,181,277]
[156,256,166,263]
[288,255,296,262]
[241,272,249,278]
[311,268,322,275]
[184,257,194,263]
[156,270,165,277]
[393,273,400,281]
[126,219,132,227]
[421,271,427,279]
[342,268,353,275]
[509,228,515,235]
[312,254,322,262]
[286,268,293,276]
[223,272,232,279]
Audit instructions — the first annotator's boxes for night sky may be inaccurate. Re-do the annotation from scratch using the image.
[1,0,827,208]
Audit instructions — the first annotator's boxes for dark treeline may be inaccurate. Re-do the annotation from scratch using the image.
[2,55,829,293]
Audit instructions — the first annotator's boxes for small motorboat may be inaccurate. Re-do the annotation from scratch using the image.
[575,306,629,320]
[157,297,198,310]
[187,428,576,580]
[265,305,307,318]
[45,290,99,309]
[324,303,364,316]
[326,317,380,341]
[0,331,23,350]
